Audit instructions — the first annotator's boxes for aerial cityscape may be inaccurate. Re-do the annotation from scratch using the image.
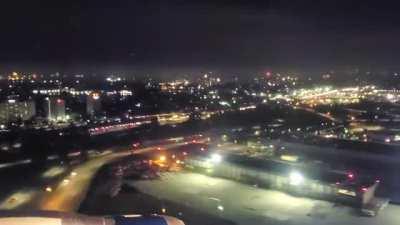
[1,1,400,225]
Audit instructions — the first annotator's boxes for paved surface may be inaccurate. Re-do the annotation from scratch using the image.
[130,172,400,225]
[0,142,186,212]
[39,142,187,211]
[0,152,127,212]
[39,152,129,211]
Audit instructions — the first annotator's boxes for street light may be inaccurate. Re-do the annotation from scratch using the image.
[289,171,304,186]
[159,155,166,162]
[45,186,53,192]
[210,153,222,163]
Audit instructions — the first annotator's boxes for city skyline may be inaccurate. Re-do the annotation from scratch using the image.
[1,2,400,224]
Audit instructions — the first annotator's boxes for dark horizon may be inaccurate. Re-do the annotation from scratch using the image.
[1,0,400,76]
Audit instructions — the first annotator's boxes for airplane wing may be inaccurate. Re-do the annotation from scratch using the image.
[0,211,184,225]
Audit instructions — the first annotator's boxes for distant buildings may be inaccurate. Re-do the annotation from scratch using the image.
[86,92,101,116]
[105,75,123,83]
[159,79,190,93]
[0,98,36,125]
[7,71,39,84]
[44,97,66,121]
[199,73,221,88]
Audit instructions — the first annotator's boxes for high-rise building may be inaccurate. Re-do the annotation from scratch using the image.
[44,97,65,121]
[0,98,36,125]
[86,92,101,116]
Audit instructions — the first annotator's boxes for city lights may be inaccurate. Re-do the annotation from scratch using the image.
[0,1,398,223]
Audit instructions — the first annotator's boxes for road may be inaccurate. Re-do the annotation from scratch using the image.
[39,152,129,211]
[0,141,189,212]
[295,105,342,123]
[0,151,127,211]
[38,141,190,211]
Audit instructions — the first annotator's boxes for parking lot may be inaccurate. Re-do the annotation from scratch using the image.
[128,172,400,225]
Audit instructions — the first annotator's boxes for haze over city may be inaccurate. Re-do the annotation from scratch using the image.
[2,1,400,75]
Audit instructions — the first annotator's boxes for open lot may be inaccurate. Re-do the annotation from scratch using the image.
[126,172,400,225]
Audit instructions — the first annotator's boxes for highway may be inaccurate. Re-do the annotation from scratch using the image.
[39,152,129,211]
[0,151,127,211]
[0,142,185,212]
[294,105,342,123]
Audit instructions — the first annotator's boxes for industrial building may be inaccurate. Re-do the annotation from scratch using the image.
[186,151,386,215]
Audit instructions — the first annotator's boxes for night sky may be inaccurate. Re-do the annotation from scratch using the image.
[1,1,400,75]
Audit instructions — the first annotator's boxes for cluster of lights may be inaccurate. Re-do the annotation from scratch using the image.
[239,105,257,111]
[89,120,152,135]
[7,72,39,82]
[106,76,123,82]
[120,90,133,96]
[290,86,382,106]
[157,113,190,125]
[32,89,61,95]
[159,79,190,93]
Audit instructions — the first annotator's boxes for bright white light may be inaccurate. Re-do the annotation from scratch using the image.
[159,155,166,162]
[62,179,70,185]
[45,186,53,192]
[289,171,304,186]
[210,153,222,163]
[92,93,100,100]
